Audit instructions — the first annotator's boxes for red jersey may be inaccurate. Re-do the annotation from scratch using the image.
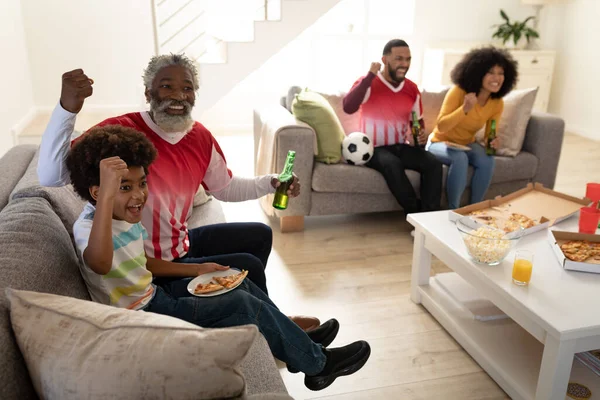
[350,72,422,147]
[77,112,232,260]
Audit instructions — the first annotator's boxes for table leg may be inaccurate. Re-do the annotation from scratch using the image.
[410,228,432,304]
[535,334,575,400]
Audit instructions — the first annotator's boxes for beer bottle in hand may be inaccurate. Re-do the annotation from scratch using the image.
[272,150,296,210]
[486,120,497,156]
[411,111,421,147]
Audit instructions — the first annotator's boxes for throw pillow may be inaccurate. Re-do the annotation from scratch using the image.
[476,87,538,157]
[193,185,212,207]
[292,88,345,164]
[6,288,258,400]
[421,87,450,135]
[286,86,302,112]
[316,91,361,135]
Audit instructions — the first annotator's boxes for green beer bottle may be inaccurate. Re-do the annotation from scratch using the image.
[272,150,296,210]
[411,111,420,147]
[486,119,497,156]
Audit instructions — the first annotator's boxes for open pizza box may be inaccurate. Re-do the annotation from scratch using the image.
[547,230,600,274]
[449,183,591,236]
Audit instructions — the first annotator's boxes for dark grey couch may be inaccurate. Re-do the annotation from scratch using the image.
[0,145,291,400]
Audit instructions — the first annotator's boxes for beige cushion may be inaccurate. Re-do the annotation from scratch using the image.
[476,87,538,157]
[6,288,258,400]
[317,91,361,135]
[193,185,212,207]
[421,88,450,135]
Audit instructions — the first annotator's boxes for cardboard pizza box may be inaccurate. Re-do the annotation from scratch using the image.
[547,230,600,274]
[449,183,591,236]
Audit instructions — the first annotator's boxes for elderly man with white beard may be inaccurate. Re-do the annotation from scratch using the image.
[37,54,320,332]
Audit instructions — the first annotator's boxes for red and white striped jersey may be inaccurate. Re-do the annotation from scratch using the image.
[84,112,232,260]
[350,72,422,147]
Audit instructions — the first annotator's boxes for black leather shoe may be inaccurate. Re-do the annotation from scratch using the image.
[304,340,371,391]
[287,319,340,373]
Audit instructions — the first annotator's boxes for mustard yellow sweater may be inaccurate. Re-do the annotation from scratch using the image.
[431,86,504,146]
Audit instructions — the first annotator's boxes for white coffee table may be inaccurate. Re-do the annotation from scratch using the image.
[408,211,600,400]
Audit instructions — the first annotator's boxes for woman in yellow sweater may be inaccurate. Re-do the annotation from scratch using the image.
[427,47,518,209]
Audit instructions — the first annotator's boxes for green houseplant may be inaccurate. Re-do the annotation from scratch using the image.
[492,10,539,49]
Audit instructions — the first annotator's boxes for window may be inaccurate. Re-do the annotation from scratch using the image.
[307,0,416,93]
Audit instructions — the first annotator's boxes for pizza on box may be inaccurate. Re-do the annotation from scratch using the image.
[468,210,539,233]
[508,213,537,229]
[560,240,600,263]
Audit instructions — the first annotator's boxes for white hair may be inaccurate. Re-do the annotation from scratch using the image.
[143,53,199,90]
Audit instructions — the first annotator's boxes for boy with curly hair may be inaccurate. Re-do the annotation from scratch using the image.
[68,125,371,391]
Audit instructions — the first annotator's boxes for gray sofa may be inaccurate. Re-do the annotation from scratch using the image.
[0,145,290,399]
[253,87,565,232]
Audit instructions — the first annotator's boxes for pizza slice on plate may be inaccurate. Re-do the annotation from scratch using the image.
[213,270,249,289]
[194,282,225,294]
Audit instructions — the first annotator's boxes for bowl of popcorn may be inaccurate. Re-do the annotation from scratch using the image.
[456,216,524,265]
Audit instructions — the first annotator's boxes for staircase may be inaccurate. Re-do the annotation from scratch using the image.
[152,0,341,115]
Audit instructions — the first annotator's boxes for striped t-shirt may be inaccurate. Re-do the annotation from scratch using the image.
[73,203,155,310]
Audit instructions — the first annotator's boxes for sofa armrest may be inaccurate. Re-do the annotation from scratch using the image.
[253,105,316,217]
[0,144,37,211]
[521,112,565,189]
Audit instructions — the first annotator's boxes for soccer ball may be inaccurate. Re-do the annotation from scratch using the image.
[342,132,374,166]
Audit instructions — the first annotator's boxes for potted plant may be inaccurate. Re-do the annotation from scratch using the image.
[492,10,539,49]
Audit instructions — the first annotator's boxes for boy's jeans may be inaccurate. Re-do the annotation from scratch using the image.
[173,222,272,294]
[144,278,326,375]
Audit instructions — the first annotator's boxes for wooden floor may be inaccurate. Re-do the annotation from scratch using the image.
[215,133,599,400]
[19,119,600,399]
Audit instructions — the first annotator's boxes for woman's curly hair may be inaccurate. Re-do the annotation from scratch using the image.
[451,46,518,99]
[66,125,158,202]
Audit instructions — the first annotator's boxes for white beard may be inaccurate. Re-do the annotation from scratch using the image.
[152,111,194,133]
[149,97,194,133]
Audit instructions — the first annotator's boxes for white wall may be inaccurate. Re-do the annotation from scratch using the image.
[548,0,600,141]
[199,0,563,134]
[0,0,35,156]
[20,0,156,111]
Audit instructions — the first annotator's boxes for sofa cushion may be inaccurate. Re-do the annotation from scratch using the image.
[0,145,37,212]
[421,88,449,135]
[241,335,289,395]
[318,91,361,135]
[187,197,227,230]
[6,288,258,400]
[0,196,89,400]
[475,87,538,157]
[497,87,538,157]
[292,89,345,164]
[286,86,302,112]
[10,149,85,237]
[311,162,420,195]
[311,151,536,196]
[491,151,538,184]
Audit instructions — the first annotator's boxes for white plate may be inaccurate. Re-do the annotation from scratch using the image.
[186,268,244,297]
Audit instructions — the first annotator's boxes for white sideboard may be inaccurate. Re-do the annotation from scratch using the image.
[421,48,556,112]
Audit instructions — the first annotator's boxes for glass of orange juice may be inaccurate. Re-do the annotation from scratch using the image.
[512,250,534,286]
